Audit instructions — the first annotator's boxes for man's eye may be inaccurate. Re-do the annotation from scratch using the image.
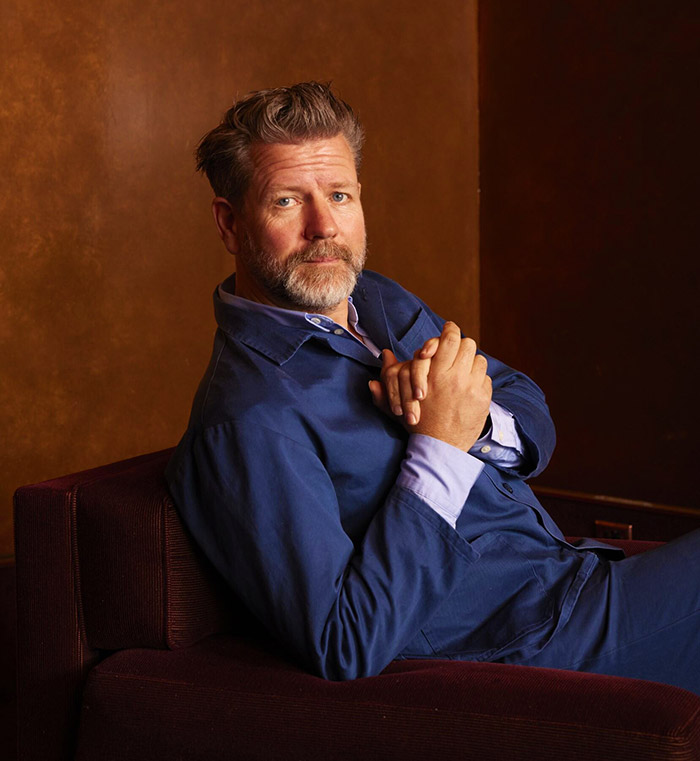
[332,192,347,203]
[276,198,293,207]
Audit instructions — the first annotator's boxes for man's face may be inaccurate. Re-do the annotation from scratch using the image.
[233,135,367,313]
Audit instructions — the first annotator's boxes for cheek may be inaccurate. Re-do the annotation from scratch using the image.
[350,214,366,246]
[259,218,301,255]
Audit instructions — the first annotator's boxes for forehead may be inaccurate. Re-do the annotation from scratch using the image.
[247,136,358,197]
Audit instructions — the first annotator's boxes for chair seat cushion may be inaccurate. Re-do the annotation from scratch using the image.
[75,634,700,761]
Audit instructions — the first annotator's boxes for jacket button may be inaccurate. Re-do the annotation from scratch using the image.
[502,482,514,494]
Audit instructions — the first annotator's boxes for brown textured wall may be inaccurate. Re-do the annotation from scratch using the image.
[479,1,700,506]
[1,0,479,556]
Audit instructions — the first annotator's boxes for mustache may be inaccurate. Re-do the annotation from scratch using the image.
[289,240,355,265]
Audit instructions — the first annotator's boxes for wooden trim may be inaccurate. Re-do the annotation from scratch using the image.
[532,484,700,518]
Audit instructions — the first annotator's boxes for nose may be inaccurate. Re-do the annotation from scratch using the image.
[303,200,337,240]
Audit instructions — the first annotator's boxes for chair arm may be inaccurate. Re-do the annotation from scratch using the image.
[13,450,172,761]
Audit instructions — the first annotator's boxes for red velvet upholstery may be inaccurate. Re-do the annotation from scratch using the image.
[14,451,700,761]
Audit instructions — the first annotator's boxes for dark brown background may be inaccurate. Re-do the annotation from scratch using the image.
[479,0,699,507]
[2,1,698,559]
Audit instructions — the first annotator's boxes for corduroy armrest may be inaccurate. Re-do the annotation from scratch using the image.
[74,455,237,650]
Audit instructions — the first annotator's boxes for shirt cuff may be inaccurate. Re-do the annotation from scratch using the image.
[468,401,526,471]
[396,434,484,529]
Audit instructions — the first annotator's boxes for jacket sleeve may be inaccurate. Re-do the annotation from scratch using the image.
[480,352,556,478]
[169,420,479,681]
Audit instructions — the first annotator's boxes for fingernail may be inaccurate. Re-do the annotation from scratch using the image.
[415,389,424,400]
[392,405,403,416]
[406,412,417,425]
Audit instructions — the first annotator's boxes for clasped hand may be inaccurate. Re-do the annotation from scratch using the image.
[368,322,492,452]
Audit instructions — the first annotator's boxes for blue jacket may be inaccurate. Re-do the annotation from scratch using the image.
[166,270,617,680]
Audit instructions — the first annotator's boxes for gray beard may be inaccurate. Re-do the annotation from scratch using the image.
[242,236,367,313]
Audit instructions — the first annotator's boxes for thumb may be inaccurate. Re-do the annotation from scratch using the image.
[368,379,388,412]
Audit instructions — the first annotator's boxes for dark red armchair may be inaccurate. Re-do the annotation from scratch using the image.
[14,450,700,761]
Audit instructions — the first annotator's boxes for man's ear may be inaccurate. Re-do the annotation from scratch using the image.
[212,197,243,256]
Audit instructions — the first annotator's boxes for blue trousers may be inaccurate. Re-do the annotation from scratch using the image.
[515,529,700,694]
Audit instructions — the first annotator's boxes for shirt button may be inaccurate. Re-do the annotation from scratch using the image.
[502,482,514,494]
[333,328,344,335]
[480,445,491,454]
[497,430,505,442]
[310,317,322,325]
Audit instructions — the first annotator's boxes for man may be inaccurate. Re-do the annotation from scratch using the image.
[166,82,699,690]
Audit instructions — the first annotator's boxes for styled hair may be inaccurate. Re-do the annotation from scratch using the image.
[195,81,364,204]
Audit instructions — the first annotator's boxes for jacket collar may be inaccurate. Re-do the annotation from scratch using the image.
[213,271,388,367]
